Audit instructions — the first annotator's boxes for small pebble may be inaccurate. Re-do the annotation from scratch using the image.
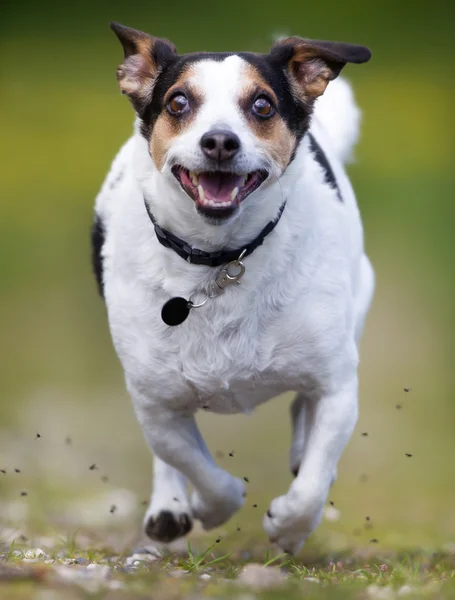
[200,573,211,580]
[75,557,88,565]
[169,569,188,578]
[238,564,287,588]
[304,577,320,583]
[24,548,46,559]
[366,584,394,599]
[86,563,110,578]
[131,553,159,563]
[397,585,415,596]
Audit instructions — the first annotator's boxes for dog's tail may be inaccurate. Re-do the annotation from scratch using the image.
[312,77,362,164]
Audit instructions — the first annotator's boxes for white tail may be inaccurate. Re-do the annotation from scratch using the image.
[313,77,362,164]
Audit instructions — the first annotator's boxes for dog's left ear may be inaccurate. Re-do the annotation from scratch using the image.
[110,22,177,110]
[270,37,371,100]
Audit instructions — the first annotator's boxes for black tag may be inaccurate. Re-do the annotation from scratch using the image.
[161,297,191,326]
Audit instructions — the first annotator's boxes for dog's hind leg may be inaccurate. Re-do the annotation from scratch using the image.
[289,393,310,478]
[143,456,193,543]
[290,394,337,485]
[264,375,358,554]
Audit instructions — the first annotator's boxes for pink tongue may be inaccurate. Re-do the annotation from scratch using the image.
[198,172,243,203]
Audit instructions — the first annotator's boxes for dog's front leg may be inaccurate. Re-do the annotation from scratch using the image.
[131,388,245,540]
[263,376,358,554]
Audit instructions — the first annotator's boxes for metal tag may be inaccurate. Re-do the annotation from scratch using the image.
[215,257,246,290]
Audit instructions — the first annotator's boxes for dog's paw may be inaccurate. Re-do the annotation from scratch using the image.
[191,473,245,530]
[144,510,193,543]
[263,491,325,555]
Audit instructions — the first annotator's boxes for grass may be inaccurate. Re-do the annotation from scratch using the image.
[1,535,455,599]
[177,540,232,573]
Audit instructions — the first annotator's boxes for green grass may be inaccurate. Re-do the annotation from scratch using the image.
[1,535,455,599]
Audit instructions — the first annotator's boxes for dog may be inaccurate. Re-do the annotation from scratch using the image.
[92,22,374,555]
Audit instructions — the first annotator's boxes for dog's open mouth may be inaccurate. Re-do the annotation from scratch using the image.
[172,167,268,218]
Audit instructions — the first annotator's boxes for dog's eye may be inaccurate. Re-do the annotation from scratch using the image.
[252,96,274,118]
[167,93,189,115]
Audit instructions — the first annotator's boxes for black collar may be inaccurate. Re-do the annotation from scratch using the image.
[144,198,286,267]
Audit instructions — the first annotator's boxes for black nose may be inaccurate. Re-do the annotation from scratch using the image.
[200,130,241,162]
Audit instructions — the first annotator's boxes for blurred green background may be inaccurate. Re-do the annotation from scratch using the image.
[1,0,455,552]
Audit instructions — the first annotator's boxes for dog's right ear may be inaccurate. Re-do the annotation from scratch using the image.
[110,22,176,110]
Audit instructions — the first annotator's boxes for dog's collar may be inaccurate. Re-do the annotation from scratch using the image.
[144,198,286,267]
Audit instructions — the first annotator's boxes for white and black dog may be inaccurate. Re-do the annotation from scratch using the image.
[92,22,374,554]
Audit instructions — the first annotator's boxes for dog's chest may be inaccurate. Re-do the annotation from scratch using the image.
[139,302,287,411]
[108,268,317,412]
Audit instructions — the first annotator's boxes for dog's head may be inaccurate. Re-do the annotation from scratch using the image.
[111,23,370,224]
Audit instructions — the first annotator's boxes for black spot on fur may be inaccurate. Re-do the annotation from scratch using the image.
[308,133,342,201]
[91,215,105,298]
[108,170,124,190]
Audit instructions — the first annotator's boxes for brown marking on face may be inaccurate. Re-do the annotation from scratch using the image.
[240,64,296,173]
[150,65,203,170]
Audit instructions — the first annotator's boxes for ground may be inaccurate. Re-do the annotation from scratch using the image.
[2,515,455,599]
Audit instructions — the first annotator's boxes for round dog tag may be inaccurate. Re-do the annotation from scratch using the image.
[161,297,191,326]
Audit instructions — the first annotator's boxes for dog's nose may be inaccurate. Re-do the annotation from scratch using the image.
[200,130,240,162]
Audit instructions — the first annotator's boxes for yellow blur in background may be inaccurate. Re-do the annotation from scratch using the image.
[1,0,454,551]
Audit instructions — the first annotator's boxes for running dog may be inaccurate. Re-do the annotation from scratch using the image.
[92,22,374,554]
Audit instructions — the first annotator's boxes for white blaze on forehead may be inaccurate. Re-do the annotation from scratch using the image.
[187,55,249,130]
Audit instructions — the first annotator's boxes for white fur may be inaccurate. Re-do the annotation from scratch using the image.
[95,58,374,554]
[313,77,362,164]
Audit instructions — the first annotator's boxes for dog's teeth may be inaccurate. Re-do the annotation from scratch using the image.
[241,175,247,186]
[190,171,199,186]
[230,187,239,201]
[198,185,206,202]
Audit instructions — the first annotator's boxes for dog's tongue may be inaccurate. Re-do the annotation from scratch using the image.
[198,172,243,203]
